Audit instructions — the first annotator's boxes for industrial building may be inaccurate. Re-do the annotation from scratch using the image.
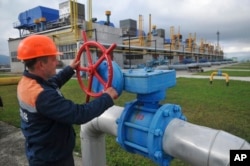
[8,0,224,73]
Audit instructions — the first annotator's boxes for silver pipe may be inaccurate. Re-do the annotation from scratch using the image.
[80,105,124,166]
[81,106,249,166]
[163,118,250,166]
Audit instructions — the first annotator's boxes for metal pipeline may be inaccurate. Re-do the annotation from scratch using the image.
[163,118,250,166]
[0,77,21,85]
[81,106,249,166]
[49,0,80,42]
[80,105,124,166]
[210,70,229,86]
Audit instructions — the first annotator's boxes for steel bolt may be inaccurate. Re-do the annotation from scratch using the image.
[154,129,162,136]
[154,151,162,159]
[174,105,180,112]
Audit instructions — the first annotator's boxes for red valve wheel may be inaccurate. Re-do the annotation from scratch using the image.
[76,40,116,102]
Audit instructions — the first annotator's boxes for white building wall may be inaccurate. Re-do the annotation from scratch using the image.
[8,38,24,73]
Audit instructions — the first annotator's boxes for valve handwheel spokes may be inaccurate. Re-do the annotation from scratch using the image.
[76,40,116,102]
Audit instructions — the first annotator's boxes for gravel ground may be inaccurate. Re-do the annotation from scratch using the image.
[0,121,27,166]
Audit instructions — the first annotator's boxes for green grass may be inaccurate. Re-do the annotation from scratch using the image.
[0,84,20,126]
[166,78,250,140]
[0,64,250,166]
[223,62,250,69]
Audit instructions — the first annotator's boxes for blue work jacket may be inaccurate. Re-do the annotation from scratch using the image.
[17,66,114,165]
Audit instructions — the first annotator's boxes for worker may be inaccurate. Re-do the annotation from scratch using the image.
[16,35,118,166]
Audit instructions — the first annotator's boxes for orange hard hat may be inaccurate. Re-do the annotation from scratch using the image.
[17,35,62,60]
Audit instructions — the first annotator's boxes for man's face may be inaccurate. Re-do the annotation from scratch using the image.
[43,56,59,79]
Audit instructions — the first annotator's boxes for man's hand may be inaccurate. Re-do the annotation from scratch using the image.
[103,87,118,99]
[70,59,80,70]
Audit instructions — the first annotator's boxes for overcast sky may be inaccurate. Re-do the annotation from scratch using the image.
[0,0,249,58]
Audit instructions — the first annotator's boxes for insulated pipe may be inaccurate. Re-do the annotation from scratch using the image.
[163,118,250,166]
[80,105,124,166]
[0,77,21,85]
[81,106,250,166]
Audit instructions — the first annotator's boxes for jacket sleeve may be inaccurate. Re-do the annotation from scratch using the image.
[49,66,75,88]
[36,90,114,125]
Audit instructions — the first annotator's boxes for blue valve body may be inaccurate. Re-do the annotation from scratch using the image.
[117,100,186,165]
